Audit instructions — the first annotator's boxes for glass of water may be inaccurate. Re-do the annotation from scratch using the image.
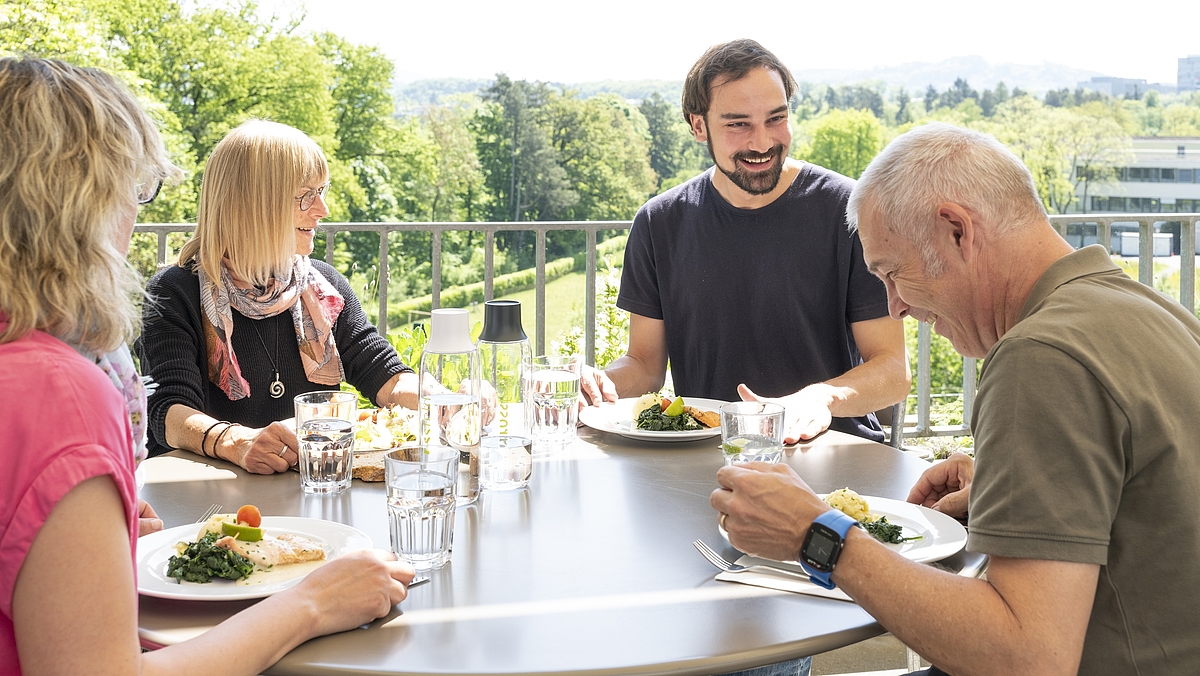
[294,391,358,428]
[720,402,785,465]
[523,355,581,455]
[385,446,458,571]
[298,417,355,493]
[479,435,533,490]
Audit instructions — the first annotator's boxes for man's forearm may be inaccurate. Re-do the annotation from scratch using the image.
[835,531,1092,676]
[806,352,910,418]
[603,354,665,399]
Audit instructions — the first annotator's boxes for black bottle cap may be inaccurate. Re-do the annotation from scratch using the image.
[478,300,527,343]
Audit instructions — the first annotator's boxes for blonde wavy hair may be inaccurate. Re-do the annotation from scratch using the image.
[0,57,177,353]
[179,120,328,286]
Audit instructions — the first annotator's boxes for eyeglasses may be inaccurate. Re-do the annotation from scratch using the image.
[136,178,162,205]
[295,183,330,211]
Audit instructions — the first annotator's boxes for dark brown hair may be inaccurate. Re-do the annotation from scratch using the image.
[681,39,797,124]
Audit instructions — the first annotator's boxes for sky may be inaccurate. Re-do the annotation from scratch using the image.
[262,0,1195,85]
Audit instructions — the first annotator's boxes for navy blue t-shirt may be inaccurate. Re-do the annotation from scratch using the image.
[617,164,890,442]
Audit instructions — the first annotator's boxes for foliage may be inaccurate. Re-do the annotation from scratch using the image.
[797,109,884,179]
[386,323,430,372]
[904,318,964,395]
[552,255,629,366]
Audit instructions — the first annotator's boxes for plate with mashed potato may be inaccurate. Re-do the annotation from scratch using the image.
[720,490,967,564]
[579,395,727,442]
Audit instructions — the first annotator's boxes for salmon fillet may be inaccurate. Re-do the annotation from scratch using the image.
[686,407,720,429]
[214,533,326,567]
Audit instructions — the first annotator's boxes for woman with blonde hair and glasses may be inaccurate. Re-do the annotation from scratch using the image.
[138,120,418,473]
[0,56,414,675]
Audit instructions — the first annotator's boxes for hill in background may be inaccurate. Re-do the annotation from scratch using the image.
[792,55,1105,94]
[393,55,1113,111]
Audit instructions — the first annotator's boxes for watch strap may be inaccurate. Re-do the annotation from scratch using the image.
[800,509,859,589]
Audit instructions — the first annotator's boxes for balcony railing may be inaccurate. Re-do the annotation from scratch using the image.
[134,213,1200,443]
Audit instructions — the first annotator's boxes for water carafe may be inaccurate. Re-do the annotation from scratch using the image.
[477,300,531,437]
[418,308,482,506]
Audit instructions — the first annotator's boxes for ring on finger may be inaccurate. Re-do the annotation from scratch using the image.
[719,512,728,531]
[278,445,288,457]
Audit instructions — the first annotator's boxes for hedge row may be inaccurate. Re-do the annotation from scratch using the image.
[388,235,628,326]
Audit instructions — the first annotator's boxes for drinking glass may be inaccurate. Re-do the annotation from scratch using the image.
[298,417,355,493]
[720,401,785,465]
[294,391,358,427]
[479,435,533,490]
[523,355,581,455]
[385,446,458,571]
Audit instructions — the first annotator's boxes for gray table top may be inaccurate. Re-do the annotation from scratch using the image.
[137,428,984,675]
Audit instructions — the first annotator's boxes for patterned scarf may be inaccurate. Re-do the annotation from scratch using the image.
[80,344,148,466]
[199,255,345,400]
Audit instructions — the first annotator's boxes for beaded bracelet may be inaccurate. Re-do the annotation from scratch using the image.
[212,422,237,460]
[199,421,225,458]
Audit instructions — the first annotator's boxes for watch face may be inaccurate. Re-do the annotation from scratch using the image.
[801,522,842,572]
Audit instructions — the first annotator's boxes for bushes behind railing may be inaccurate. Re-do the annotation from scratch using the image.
[387,235,628,326]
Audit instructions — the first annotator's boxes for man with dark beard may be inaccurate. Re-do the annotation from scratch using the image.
[580,39,909,447]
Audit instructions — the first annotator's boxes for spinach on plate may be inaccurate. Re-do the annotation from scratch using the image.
[166,531,256,583]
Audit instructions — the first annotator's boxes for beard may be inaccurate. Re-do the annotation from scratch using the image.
[707,140,788,195]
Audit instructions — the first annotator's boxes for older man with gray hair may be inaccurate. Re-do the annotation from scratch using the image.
[711,122,1200,674]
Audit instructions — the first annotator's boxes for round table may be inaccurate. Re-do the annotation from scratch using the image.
[137,428,985,675]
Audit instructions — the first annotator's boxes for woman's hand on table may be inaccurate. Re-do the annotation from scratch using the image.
[907,451,973,518]
[221,421,299,474]
[291,549,416,635]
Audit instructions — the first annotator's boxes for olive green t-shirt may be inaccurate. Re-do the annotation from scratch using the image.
[969,245,1200,674]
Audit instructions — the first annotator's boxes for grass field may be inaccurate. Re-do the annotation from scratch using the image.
[395,271,591,348]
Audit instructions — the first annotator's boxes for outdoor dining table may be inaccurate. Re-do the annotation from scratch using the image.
[137,427,986,675]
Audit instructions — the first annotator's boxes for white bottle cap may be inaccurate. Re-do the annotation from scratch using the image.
[425,308,476,353]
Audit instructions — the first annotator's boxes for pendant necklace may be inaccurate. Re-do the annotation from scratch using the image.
[251,319,285,399]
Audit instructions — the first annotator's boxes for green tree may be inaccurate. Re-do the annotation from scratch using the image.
[547,93,656,221]
[424,97,489,222]
[639,92,695,189]
[923,84,938,112]
[802,109,883,179]
[474,74,577,224]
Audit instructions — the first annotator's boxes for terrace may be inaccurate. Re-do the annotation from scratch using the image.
[134,212,1200,445]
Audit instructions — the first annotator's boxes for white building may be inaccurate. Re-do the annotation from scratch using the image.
[1071,137,1200,254]
[1180,55,1200,93]
[1077,76,1174,97]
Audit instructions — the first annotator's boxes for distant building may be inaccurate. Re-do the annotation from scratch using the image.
[1181,55,1200,93]
[1071,137,1200,254]
[1076,77,1175,97]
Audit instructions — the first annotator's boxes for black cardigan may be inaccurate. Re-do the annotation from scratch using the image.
[137,260,411,457]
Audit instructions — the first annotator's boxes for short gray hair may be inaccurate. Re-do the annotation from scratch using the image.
[847,123,1046,275]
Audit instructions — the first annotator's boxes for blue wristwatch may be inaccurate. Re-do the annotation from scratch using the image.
[799,510,861,589]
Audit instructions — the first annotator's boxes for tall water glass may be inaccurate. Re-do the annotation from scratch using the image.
[298,417,355,493]
[523,355,581,455]
[720,401,785,465]
[294,391,358,427]
[385,446,457,571]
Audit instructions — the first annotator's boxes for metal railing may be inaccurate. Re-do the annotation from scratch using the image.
[134,213,1200,443]
[135,220,630,366]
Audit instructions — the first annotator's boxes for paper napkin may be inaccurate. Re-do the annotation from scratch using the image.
[714,556,854,602]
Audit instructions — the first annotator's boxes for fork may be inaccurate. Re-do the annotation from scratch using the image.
[692,539,809,579]
[197,503,223,524]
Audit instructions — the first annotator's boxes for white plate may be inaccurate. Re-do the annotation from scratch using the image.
[579,397,726,442]
[720,495,967,564]
[137,516,373,601]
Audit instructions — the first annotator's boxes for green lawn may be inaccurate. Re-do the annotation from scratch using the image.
[395,271,591,348]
